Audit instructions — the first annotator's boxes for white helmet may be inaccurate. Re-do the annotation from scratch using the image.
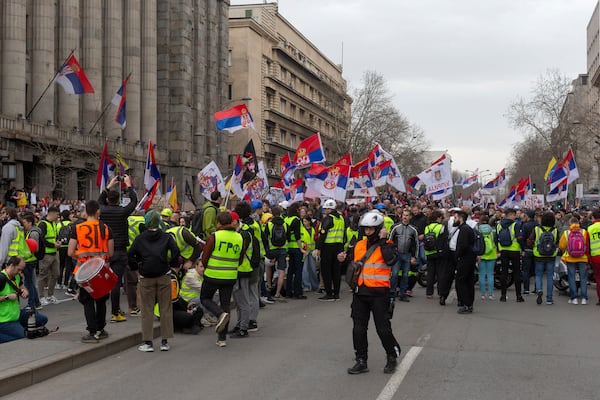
[323,199,336,209]
[359,211,385,228]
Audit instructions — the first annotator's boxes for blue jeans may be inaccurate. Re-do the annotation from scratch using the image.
[23,262,41,308]
[478,259,495,295]
[0,309,48,343]
[391,253,411,296]
[535,259,554,301]
[522,250,533,292]
[567,262,588,300]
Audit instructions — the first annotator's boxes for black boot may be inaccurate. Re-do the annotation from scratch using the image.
[383,355,397,374]
[347,358,369,374]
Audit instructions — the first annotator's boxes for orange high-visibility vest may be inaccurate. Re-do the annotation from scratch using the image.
[354,239,391,288]
[74,220,110,273]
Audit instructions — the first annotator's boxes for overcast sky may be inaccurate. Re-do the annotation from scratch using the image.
[232,0,596,180]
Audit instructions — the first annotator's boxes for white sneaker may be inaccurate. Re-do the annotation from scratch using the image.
[572,298,579,305]
[582,298,587,305]
[215,340,227,347]
[40,297,49,306]
[568,299,572,304]
[47,296,58,304]
[138,343,154,352]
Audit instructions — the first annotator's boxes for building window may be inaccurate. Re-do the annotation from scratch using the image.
[227,49,232,67]
[281,129,287,144]
[309,114,314,127]
[290,134,296,148]
[266,92,273,109]
[266,125,275,142]
[280,67,287,82]
[299,109,305,123]
[290,104,296,119]
[245,9,253,18]
[290,74,296,89]
[280,98,287,114]
[265,60,271,77]
[228,84,232,100]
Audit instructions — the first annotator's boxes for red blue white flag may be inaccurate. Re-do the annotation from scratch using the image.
[96,142,116,192]
[230,154,246,200]
[55,55,94,94]
[284,178,304,203]
[304,154,350,201]
[111,76,129,129]
[483,168,506,189]
[548,148,579,191]
[351,168,377,197]
[214,104,255,134]
[144,141,161,192]
[138,180,160,211]
[293,132,326,169]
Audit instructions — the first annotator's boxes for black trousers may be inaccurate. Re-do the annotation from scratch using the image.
[351,294,400,360]
[439,252,456,299]
[500,250,521,297]
[173,307,203,331]
[321,243,344,297]
[78,288,109,334]
[425,255,446,296]
[455,256,476,307]
[200,279,234,341]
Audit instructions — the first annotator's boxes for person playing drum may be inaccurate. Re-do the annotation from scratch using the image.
[68,200,114,343]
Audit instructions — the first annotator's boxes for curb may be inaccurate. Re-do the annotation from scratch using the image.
[0,325,160,397]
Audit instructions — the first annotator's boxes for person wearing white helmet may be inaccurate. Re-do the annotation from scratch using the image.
[314,199,346,301]
[347,211,401,375]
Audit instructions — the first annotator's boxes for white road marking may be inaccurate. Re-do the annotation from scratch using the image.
[375,333,430,400]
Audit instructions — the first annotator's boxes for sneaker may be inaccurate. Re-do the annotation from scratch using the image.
[582,298,588,305]
[215,312,230,333]
[347,359,369,374]
[129,308,141,316]
[546,300,554,305]
[138,343,154,352]
[457,306,473,314]
[248,320,259,332]
[160,342,170,351]
[318,295,335,302]
[230,329,249,338]
[536,291,543,305]
[215,340,227,347]
[488,294,494,300]
[333,295,340,301]
[81,333,99,343]
[111,312,127,323]
[261,296,274,304]
[47,296,58,304]
[481,295,486,300]
[65,289,77,297]
[406,290,413,297]
[523,290,530,295]
[516,296,525,303]
[228,326,240,335]
[40,297,49,306]
[35,304,43,310]
[54,284,61,290]
[200,317,214,327]
[571,298,579,305]
[94,329,109,340]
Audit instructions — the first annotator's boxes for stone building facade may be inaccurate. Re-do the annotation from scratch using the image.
[0,0,229,201]
[228,3,351,179]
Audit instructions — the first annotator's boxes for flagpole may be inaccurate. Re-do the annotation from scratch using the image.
[87,73,131,136]
[26,49,76,120]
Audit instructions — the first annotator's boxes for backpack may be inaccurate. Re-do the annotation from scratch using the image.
[191,204,215,239]
[567,229,587,257]
[497,224,513,247]
[472,228,486,256]
[482,232,496,257]
[26,226,46,261]
[537,228,557,256]
[56,222,72,245]
[423,224,448,253]
[423,231,437,251]
[270,219,287,247]
[15,227,33,260]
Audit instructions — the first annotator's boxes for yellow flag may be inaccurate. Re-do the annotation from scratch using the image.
[544,156,557,182]
[115,150,129,172]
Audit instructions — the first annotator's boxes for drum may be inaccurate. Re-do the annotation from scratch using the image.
[75,257,118,299]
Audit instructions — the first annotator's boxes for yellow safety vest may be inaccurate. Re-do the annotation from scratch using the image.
[179,270,202,302]
[532,226,558,258]
[127,215,145,250]
[324,214,344,244]
[204,230,242,281]
[301,224,316,252]
[7,226,32,260]
[0,271,21,323]
[238,225,254,273]
[588,222,600,257]
[424,223,444,256]
[496,222,520,251]
[38,219,58,254]
[248,220,265,257]
[167,226,195,259]
[285,216,300,249]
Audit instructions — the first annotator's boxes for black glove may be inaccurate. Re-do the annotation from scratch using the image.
[386,297,395,319]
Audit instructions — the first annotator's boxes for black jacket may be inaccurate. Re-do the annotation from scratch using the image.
[455,223,475,261]
[128,229,180,278]
[98,189,137,250]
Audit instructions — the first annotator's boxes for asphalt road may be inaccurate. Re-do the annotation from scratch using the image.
[8,285,600,400]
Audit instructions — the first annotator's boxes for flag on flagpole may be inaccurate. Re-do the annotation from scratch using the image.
[115,150,129,175]
[230,154,246,199]
[243,161,269,201]
[369,159,392,187]
[241,139,259,184]
[293,132,326,168]
[144,141,161,192]
[54,55,95,94]
[351,165,377,197]
[166,177,178,211]
[96,142,116,192]
[416,154,453,195]
[184,179,196,208]
[304,154,350,201]
[462,170,478,189]
[213,104,256,134]
[547,179,568,202]
[544,157,558,184]
[284,178,304,203]
[197,161,226,201]
[111,76,129,129]
[483,168,506,189]
[548,148,579,191]
[280,153,296,186]
[138,180,160,211]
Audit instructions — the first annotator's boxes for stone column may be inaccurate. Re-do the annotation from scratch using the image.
[193,0,208,164]
[123,0,141,143]
[103,0,123,140]
[156,0,170,148]
[1,0,26,117]
[81,0,102,135]
[30,0,55,123]
[141,0,157,145]
[57,0,80,130]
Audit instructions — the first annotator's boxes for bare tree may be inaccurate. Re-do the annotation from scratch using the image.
[347,70,429,176]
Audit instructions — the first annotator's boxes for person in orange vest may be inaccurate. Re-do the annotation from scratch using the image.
[67,200,114,344]
[347,211,400,375]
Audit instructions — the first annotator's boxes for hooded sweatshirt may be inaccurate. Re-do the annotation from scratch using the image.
[128,229,180,278]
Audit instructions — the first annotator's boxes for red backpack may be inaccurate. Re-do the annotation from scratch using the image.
[567,229,587,258]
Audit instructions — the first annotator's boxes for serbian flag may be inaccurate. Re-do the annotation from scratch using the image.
[144,141,161,192]
[166,178,179,211]
[547,178,568,202]
[515,176,531,203]
[284,178,304,203]
[483,168,506,189]
[96,142,116,192]
[293,132,326,168]
[369,159,392,187]
[138,180,160,211]
[367,143,406,192]
[230,154,246,199]
[462,174,478,189]
[111,76,129,129]
[280,153,297,185]
[55,55,94,94]
[548,148,579,191]
[406,176,420,189]
[304,154,350,201]
[214,104,255,134]
[351,168,377,197]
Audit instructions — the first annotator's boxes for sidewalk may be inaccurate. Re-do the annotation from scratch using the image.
[0,290,158,397]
